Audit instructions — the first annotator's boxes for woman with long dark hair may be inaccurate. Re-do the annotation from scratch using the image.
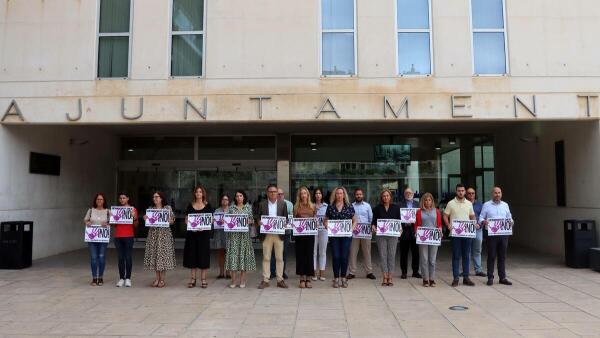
[183,186,214,288]
[113,192,138,287]
[143,191,176,288]
[84,193,110,286]
[225,190,256,288]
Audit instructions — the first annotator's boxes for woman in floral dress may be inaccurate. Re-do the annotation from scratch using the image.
[225,190,256,288]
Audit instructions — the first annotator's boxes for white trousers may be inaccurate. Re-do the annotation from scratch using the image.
[313,229,328,270]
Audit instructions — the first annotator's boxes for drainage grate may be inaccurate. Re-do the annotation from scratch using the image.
[449,305,469,311]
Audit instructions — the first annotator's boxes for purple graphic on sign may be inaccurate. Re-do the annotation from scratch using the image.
[378,221,389,234]
[263,218,273,231]
[418,229,430,242]
[294,219,306,233]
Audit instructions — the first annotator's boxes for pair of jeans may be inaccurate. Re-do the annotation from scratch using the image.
[330,237,352,278]
[399,224,419,275]
[271,231,290,277]
[451,237,472,279]
[114,237,134,279]
[88,242,108,278]
[487,235,509,280]
[471,229,483,273]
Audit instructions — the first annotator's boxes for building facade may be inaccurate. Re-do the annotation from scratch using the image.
[1,0,599,259]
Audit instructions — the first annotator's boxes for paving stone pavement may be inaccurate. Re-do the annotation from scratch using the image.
[0,245,599,337]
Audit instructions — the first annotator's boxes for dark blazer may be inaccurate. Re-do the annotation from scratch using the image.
[256,199,289,240]
[399,198,420,209]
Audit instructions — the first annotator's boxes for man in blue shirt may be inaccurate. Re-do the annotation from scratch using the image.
[466,187,485,277]
[479,186,514,286]
[347,188,375,280]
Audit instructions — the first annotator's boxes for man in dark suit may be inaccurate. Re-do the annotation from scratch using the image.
[257,184,289,289]
[399,187,422,279]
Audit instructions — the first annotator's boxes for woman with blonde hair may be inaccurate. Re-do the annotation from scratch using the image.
[324,187,357,288]
[414,192,443,287]
[293,186,316,288]
[371,189,401,286]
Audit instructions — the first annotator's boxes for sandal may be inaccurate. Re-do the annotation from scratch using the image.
[152,279,159,287]
[157,280,166,288]
[341,279,348,288]
[429,280,436,287]
[332,279,339,288]
[97,278,104,286]
[187,278,197,288]
[423,280,429,287]
[381,277,388,286]
[90,278,98,286]
[388,278,394,287]
[201,280,208,288]
[305,280,312,288]
[299,280,306,288]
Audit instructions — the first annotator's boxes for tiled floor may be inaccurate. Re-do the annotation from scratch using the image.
[0,245,599,337]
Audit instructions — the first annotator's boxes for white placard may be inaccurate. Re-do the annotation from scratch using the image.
[145,209,171,227]
[327,219,353,237]
[450,220,477,238]
[487,218,513,236]
[416,227,442,246]
[187,213,213,231]
[109,206,135,225]
[260,216,287,235]
[223,214,251,232]
[292,217,319,236]
[213,212,225,230]
[400,208,419,223]
[352,223,372,239]
[376,219,403,237]
[84,227,110,243]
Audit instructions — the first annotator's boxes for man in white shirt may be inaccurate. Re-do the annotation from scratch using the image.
[348,188,375,280]
[479,186,514,286]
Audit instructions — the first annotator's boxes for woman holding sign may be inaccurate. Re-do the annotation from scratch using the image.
[312,188,328,281]
[225,190,256,288]
[183,186,214,288]
[84,193,110,286]
[213,194,230,279]
[414,193,443,287]
[143,191,176,288]
[293,186,316,288]
[112,192,138,287]
[324,187,356,288]
[371,189,400,287]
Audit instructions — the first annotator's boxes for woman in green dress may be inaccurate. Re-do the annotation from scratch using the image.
[225,190,256,288]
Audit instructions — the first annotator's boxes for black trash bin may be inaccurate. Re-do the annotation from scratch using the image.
[0,221,33,269]
[564,220,597,268]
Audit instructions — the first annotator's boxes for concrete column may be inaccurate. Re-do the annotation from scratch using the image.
[276,133,291,196]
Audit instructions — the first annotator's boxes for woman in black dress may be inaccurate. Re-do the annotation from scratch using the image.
[184,186,214,288]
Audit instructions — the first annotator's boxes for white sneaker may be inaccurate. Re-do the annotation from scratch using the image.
[116,279,125,287]
[125,279,132,287]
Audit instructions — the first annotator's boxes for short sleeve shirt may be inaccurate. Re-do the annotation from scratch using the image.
[444,197,474,222]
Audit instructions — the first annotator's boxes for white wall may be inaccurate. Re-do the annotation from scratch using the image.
[495,121,600,257]
[0,125,118,259]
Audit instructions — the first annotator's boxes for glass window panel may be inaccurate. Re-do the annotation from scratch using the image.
[473,32,506,74]
[322,32,355,76]
[99,0,131,33]
[171,34,203,76]
[483,145,494,168]
[472,0,504,29]
[98,36,129,78]
[442,149,461,175]
[172,0,204,31]
[322,0,354,30]
[121,137,194,160]
[476,175,483,200]
[474,145,482,168]
[397,0,429,29]
[484,171,495,199]
[398,32,431,75]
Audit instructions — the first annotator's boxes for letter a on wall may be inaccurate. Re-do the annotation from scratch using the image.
[1,100,25,122]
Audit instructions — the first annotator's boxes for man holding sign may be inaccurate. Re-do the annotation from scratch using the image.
[348,188,375,280]
[399,187,421,279]
[443,184,478,287]
[480,186,514,286]
[257,184,289,289]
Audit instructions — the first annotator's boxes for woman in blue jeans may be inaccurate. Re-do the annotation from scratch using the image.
[113,192,138,287]
[324,187,356,288]
[84,193,110,286]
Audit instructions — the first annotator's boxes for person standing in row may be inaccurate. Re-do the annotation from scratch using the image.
[113,192,138,287]
[259,184,289,289]
[294,186,316,288]
[183,186,214,288]
[480,186,514,286]
[85,193,110,286]
[226,190,256,288]
[348,188,375,280]
[312,188,328,281]
[213,194,230,279]
[466,187,485,277]
[270,188,293,280]
[325,187,356,288]
[443,184,478,287]
[415,193,442,287]
[372,189,400,286]
[399,187,421,279]
[143,191,176,288]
